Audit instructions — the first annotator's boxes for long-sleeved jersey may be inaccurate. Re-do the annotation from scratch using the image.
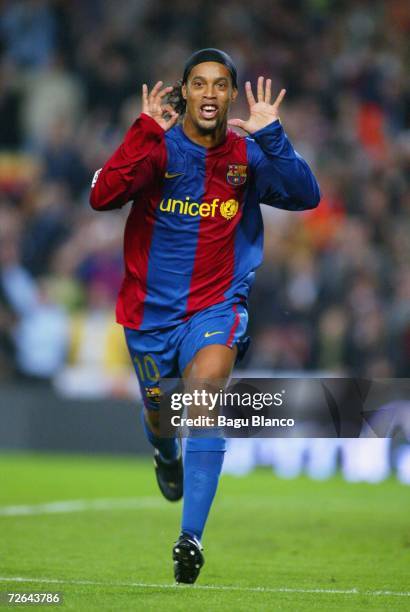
[90,114,320,330]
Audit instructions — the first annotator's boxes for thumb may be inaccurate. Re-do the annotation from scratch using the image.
[228,118,247,130]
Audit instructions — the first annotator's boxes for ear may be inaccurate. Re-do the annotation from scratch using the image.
[182,83,187,100]
[231,88,238,102]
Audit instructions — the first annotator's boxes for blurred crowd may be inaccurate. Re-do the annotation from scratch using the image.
[0,0,409,388]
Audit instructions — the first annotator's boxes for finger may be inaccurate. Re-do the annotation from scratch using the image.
[272,88,286,110]
[257,76,264,103]
[228,118,247,130]
[157,86,173,100]
[161,103,176,116]
[148,80,163,103]
[265,78,272,104]
[160,103,179,130]
[245,81,256,108]
[142,83,149,112]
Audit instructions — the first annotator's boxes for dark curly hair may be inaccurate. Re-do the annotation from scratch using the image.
[165,79,186,117]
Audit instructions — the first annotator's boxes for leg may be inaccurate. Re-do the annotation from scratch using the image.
[172,302,249,583]
[173,345,237,584]
[183,343,238,380]
[180,344,237,540]
[123,327,182,500]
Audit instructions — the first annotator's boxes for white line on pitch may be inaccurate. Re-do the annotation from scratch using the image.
[0,576,408,598]
[0,497,169,516]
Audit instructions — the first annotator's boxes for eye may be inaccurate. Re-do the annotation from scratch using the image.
[217,82,227,90]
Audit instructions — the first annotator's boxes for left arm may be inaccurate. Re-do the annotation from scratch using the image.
[229,77,320,211]
[249,120,320,210]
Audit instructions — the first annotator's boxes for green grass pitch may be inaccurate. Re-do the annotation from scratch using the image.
[0,453,409,611]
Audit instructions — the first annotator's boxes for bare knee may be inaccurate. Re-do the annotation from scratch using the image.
[184,344,237,381]
[183,345,237,420]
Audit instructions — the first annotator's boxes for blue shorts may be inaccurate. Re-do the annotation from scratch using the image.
[124,301,249,411]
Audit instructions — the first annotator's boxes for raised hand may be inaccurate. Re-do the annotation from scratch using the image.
[141,81,179,131]
[228,77,286,134]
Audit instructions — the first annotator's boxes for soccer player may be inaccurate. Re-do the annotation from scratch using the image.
[90,48,320,583]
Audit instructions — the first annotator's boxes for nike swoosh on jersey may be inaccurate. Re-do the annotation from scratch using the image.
[204,331,224,338]
[165,171,184,179]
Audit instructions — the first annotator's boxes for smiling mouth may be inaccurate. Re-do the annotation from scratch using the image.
[199,104,218,120]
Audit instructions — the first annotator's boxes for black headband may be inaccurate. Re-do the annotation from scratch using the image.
[182,48,238,89]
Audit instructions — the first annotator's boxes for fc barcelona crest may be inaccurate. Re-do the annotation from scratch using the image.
[226,164,247,186]
[145,386,162,404]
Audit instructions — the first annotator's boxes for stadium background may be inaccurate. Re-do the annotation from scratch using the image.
[1,2,410,609]
[1,1,410,476]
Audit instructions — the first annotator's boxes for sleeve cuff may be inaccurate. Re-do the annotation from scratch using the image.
[121,113,165,161]
[139,113,165,135]
[252,119,282,139]
[252,119,291,157]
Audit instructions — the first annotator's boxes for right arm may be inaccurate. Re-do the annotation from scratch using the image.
[90,82,179,211]
[90,114,165,211]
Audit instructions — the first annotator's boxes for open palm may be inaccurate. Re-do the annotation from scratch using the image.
[228,77,286,134]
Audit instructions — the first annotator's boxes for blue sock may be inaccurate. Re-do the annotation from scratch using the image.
[181,436,226,542]
[140,409,179,461]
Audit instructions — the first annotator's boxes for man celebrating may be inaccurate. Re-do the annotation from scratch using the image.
[90,48,320,584]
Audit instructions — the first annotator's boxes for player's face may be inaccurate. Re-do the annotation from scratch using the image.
[182,62,237,134]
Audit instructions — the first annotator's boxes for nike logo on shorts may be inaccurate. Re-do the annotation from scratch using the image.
[204,331,224,338]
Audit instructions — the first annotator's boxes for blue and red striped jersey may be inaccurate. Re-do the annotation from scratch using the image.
[90,113,320,330]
